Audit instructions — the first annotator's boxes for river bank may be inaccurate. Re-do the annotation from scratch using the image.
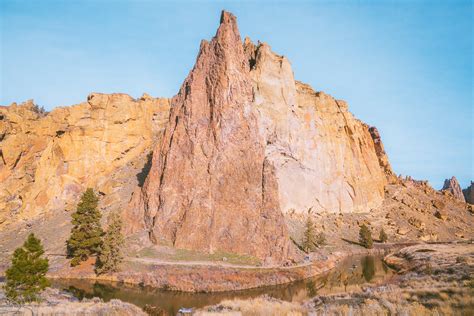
[195,243,474,315]
[52,252,395,315]
[48,243,405,293]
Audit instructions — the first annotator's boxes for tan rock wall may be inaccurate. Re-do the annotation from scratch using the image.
[0,94,169,224]
[245,40,388,214]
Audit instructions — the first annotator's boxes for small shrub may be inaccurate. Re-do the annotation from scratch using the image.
[316,232,327,246]
[302,216,317,252]
[359,224,373,249]
[379,228,388,243]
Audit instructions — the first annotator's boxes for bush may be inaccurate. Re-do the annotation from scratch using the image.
[66,188,103,266]
[359,224,373,249]
[379,228,388,243]
[302,216,317,252]
[4,233,50,303]
[316,232,326,246]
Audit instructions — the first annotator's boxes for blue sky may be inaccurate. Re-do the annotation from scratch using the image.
[1,0,472,189]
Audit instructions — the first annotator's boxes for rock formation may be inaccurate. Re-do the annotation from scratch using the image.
[136,11,295,264]
[441,176,465,202]
[0,94,169,225]
[462,182,473,204]
[243,39,391,214]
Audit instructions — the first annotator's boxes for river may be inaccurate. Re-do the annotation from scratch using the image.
[52,254,394,315]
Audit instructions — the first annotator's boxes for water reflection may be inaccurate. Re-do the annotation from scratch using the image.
[362,256,375,282]
[52,255,393,315]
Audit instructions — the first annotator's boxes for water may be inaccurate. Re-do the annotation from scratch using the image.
[52,255,394,315]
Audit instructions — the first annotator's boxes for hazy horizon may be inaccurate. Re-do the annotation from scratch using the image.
[1,0,472,189]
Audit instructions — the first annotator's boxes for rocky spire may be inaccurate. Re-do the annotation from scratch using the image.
[139,11,295,264]
[441,176,465,202]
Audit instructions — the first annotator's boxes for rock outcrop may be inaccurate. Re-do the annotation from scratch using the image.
[441,176,465,202]
[243,39,390,214]
[462,182,473,204]
[135,12,295,264]
[0,94,169,225]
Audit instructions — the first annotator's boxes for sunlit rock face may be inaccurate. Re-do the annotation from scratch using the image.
[244,39,390,215]
[136,11,296,265]
[0,94,169,225]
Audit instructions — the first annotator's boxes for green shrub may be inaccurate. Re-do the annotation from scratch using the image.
[359,224,373,249]
[302,216,317,252]
[379,227,388,243]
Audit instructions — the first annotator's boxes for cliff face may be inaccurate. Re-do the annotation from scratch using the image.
[137,12,295,264]
[0,94,169,225]
[244,40,391,214]
[441,176,465,202]
[463,182,474,204]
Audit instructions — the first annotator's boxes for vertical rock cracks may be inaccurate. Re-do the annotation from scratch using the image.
[136,11,296,264]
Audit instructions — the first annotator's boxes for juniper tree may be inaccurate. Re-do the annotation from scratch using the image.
[302,216,317,252]
[379,227,388,243]
[66,188,103,266]
[4,233,50,303]
[359,224,373,249]
[95,212,124,275]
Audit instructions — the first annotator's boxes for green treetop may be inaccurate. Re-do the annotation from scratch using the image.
[66,188,103,266]
[5,233,50,303]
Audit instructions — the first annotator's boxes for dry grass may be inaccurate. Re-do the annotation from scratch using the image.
[194,296,305,316]
[134,246,261,266]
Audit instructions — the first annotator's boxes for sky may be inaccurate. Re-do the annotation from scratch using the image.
[0,0,472,189]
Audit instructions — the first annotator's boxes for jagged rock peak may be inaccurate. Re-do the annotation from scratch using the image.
[441,176,465,202]
[136,10,295,265]
[462,181,473,204]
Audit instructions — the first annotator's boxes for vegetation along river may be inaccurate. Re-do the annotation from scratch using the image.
[52,254,395,315]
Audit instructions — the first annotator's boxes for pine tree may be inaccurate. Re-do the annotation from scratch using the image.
[95,212,124,275]
[379,227,388,243]
[4,233,50,303]
[66,188,103,266]
[359,224,373,249]
[302,216,317,252]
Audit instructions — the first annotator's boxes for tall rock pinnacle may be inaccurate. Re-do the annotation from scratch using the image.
[441,176,466,202]
[139,11,295,264]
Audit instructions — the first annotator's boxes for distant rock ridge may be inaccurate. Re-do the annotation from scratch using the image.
[441,176,465,202]
[462,182,473,204]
